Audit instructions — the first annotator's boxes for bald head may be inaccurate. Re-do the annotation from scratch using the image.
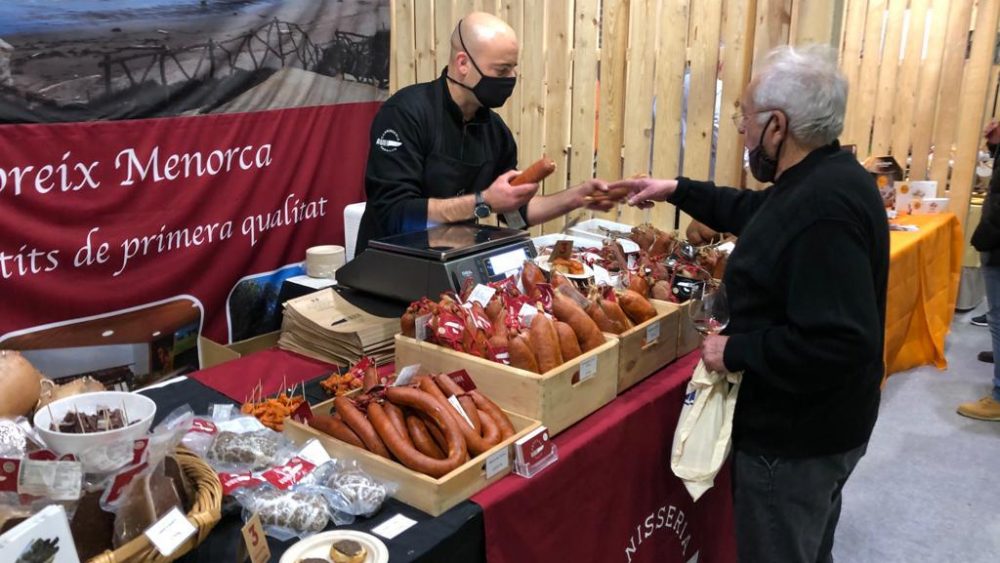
[449,12,518,79]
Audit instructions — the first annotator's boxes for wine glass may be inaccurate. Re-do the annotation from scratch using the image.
[688,281,729,335]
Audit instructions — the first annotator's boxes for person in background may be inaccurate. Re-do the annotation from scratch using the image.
[355,12,612,252]
[958,120,1000,421]
[611,45,889,563]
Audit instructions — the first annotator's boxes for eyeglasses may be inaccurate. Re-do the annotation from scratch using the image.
[731,109,775,128]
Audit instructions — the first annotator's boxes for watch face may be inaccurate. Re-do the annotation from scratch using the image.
[474,204,490,218]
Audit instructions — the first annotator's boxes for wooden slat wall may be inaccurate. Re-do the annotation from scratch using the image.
[389,0,991,236]
[835,0,997,231]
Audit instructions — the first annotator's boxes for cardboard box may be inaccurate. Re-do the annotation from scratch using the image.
[284,401,539,516]
[395,334,619,435]
[198,331,281,369]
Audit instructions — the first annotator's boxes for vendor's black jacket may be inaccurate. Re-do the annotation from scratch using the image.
[972,143,1000,264]
[670,142,889,457]
[356,70,519,252]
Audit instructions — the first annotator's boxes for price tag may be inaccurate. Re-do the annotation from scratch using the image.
[550,239,574,261]
[485,449,509,479]
[579,355,598,383]
[372,513,418,539]
[448,395,475,428]
[210,404,235,421]
[394,364,421,386]
[466,284,497,306]
[447,369,478,392]
[144,506,197,557]
[645,320,661,344]
[518,302,538,327]
[17,458,82,501]
[593,264,613,286]
[415,313,431,341]
[241,512,271,563]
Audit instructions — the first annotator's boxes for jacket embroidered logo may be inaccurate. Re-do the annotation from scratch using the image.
[376,129,402,152]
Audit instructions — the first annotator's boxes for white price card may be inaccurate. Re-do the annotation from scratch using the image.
[645,321,661,344]
[372,514,418,540]
[394,364,421,386]
[466,284,497,306]
[593,264,613,286]
[17,459,82,501]
[579,356,598,383]
[415,313,431,341]
[448,395,475,428]
[485,449,509,479]
[144,506,197,557]
[518,303,538,327]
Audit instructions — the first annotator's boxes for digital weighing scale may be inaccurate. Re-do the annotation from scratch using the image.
[335,224,537,303]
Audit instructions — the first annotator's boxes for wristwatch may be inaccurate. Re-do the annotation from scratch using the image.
[474,190,492,219]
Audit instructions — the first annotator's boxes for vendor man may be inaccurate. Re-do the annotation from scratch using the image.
[355,12,612,252]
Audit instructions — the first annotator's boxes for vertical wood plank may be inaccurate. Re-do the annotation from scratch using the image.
[839,0,869,146]
[792,0,838,45]
[501,0,524,147]
[715,0,757,189]
[746,0,793,190]
[950,0,1000,228]
[518,0,546,235]
[541,0,574,233]
[595,0,631,220]
[390,0,398,93]
[928,0,975,184]
[569,0,601,188]
[889,0,930,163]
[649,0,690,229]
[414,1,437,83]
[434,0,456,75]
[395,0,418,89]
[869,0,906,156]
[618,0,658,226]
[850,0,886,158]
[909,0,950,180]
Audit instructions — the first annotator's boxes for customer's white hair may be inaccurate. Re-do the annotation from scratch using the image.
[752,44,847,147]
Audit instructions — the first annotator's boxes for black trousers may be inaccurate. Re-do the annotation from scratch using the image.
[732,443,868,563]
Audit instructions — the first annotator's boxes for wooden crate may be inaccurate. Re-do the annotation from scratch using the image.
[285,400,539,517]
[674,300,702,356]
[394,334,619,435]
[613,300,680,393]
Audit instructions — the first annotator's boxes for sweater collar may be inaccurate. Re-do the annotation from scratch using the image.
[773,140,843,188]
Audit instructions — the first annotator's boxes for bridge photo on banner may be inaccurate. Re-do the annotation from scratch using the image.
[0,0,388,389]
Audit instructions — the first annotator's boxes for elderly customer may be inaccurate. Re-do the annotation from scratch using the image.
[611,45,889,563]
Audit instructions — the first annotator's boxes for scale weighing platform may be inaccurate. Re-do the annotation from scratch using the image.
[335,224,537,303]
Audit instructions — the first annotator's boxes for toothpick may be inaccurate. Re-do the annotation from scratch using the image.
[121,400,130,426]
[46,403,55,430]
[74,407,84,433]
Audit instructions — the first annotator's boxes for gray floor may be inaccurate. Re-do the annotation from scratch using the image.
[834,305,1000,562]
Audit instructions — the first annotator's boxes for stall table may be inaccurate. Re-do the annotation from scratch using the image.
[140,348,736,562]
[884,213,963,379]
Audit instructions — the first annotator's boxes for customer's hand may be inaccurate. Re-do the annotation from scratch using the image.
[608,177,678,209]
[572,179,617,212]
[985,120,1000,145]
[483,170,539,213]
[701,334,730,373]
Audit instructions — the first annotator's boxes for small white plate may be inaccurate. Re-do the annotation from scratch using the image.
[534,256,593,280]
[279,530,389,563]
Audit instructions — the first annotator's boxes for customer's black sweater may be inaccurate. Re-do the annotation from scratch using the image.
[669,143,889,457]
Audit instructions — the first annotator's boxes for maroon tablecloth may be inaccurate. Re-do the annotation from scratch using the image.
[472,352,737,563]
[190,349,336,401]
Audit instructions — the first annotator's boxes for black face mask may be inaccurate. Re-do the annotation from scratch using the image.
[447,20,517,108]
[748,114,784,183]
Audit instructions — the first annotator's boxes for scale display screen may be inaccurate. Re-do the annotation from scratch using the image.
[485,247,528,278]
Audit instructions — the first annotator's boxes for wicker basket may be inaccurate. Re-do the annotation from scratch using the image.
[88,447,223,563]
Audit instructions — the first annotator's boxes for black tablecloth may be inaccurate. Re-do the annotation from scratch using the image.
[140,377,485,563]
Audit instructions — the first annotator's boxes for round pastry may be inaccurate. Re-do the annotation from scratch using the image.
[298,559,329,563]
[330,539,367,563]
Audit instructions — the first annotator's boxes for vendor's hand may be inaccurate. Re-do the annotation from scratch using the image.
[609,177,678,209]
[573,179,617,212]
[484,170,539,213]
[700,334,730,373]
[686,221,721,245]
[985,120,1000,145]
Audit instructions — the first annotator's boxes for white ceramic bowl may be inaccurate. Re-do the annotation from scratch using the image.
[33,391,156,472]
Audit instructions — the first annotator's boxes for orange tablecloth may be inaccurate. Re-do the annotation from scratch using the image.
[884,213,963,379]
